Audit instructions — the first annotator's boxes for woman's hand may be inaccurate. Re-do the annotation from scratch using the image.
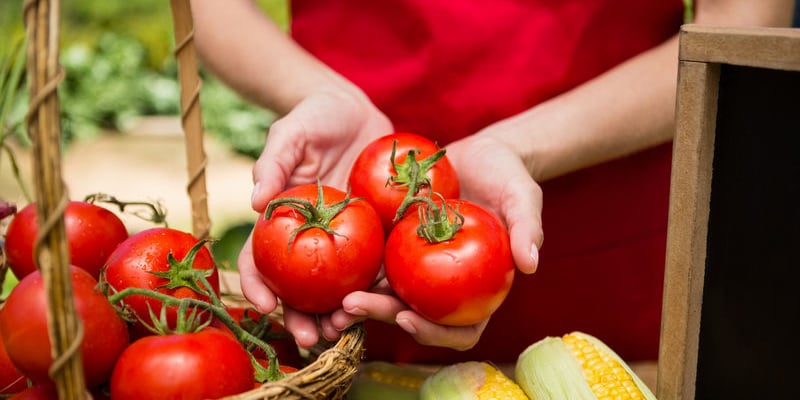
[445,134,544,274]
[237,88,392,348]
[249,88,393,211]
[329,280,491,351]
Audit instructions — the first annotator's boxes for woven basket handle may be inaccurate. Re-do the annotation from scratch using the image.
[23,0,87,398]
[169,0,212,240]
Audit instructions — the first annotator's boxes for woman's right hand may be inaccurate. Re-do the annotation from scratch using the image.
[238,86,392,348]
[249,88,393,211]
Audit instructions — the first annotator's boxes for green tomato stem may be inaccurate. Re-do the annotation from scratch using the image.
[83,192,169,227]
[390,142,448,224]
[404,193,464,244]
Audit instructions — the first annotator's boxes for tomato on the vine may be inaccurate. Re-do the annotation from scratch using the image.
[384,198,515,326]
[252,183,384,314]
[0,266,130,388]
[348,132,460,233]
[109,326,254,400]
[103,227,219,339]
[4,201,128,280]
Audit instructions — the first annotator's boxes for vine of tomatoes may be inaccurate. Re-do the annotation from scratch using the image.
[0,200,300,398]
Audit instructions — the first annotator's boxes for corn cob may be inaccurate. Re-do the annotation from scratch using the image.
[420,361,529,400]
[515,332,657,400]
[346,361,432,400]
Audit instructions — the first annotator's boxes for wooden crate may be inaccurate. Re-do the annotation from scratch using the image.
[658,25,800,399]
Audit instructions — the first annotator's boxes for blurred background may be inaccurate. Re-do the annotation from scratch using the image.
[0,1,290,296]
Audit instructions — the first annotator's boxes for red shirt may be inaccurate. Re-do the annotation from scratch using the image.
[291,0,684,363]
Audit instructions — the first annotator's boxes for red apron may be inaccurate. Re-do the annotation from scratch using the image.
[291,0,684,363]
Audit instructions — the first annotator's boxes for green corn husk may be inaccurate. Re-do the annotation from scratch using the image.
[515,332,657,400]
[346,362,431,400]
[420,361,528,400]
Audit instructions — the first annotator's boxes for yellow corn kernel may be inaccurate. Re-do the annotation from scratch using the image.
[562,333,645,400]
[420,361,529,400]
[515,332,657,400]
[476,362,530,400]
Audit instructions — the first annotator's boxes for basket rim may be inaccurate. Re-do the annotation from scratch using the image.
[220,323,366,400]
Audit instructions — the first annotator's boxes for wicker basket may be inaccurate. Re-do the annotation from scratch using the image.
[22,0,365,398]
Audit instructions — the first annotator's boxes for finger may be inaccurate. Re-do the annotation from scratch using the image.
[282,305,322,349]
[501,175,544,274]
[395,310,489,351]
[237,232,278,314]
[328,309,366,333]
[251,118,306,211]
[329,291,410,330]
[318,314,343,342]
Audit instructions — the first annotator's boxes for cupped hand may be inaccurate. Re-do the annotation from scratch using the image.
[249,89,393,212]
[238,88,392,348]
[445,134,544,274]
[328,280,490,351]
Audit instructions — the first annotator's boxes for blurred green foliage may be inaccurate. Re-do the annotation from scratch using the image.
[0,0,289,159]
[1,269,17,300]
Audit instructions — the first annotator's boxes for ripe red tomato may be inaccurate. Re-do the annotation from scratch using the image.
[0,266,130,388]
[384,199,515,326]
[7,384,56,400]
[252,183,384,314]
[0,334,27,395]
[110,327,254,400]
[103,227,219,339]
[4,201,128,280]
[348,132,460,233]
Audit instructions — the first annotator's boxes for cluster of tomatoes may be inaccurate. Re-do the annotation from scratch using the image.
[0,131,516,399]
[251,132,516,327]
[0,200,302,399]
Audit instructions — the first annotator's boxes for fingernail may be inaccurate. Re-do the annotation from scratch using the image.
[345,306,368,316]
[396,318,417,335]
[251,182,261,205]
[530,243,540,273]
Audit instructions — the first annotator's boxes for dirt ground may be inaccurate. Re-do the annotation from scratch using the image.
[0,116,259,236]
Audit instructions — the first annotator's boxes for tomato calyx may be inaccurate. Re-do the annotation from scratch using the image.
[264,181,357,252]
[84,192,168,227]
[389,141,447,224]
[142,298,212,335]
[149,239,215,296]
[409,193,465,244]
